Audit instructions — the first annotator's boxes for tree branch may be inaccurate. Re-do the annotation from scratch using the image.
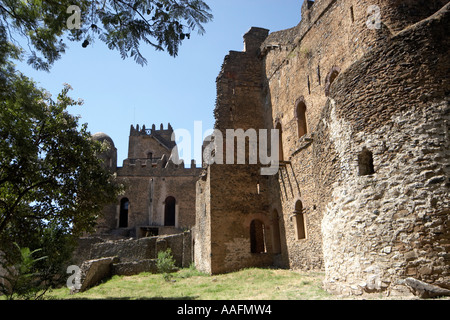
[0,179,52,233]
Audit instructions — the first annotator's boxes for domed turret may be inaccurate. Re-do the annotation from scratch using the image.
[92,132,117,172]
[92,132,115,148]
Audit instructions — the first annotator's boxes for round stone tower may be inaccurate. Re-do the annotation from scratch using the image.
[92,132,117,172]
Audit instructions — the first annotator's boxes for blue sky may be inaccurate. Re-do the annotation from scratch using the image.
[16,0,302,165]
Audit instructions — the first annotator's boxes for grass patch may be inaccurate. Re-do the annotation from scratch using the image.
[46,268,330,300]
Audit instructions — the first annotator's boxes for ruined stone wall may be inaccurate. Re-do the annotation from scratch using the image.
[260,0,387,271]
[208,164,273,274]
[194,27,277,274]
[89,233,191,267]
[321,3,450,295]
[194,1,449,293]
[72,232,193,287]
[258,0,449,274]
[193,167,212,273]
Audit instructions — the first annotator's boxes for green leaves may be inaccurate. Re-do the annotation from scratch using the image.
[0,63,123,237]
[0,243,47,299]
[0,0,213,69]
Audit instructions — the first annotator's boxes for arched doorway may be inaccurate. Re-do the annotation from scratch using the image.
[164,196,176,226]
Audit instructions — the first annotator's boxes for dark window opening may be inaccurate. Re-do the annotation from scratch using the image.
[294,200,306,240]
[317,65,321,85]
[325,66,341,96]
[307,75,311,94]
[119,198,129,228]
[250,219,267,253]
[275,122,284,162]
[295,98,308,138]
[164,196,176,226]
[350,6,355,23]
[358,148,375,176]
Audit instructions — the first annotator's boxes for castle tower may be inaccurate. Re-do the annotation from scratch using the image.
[194,27,275,274]
[92,132,117,172]
[127,123,175,162]
[196,0,450,298]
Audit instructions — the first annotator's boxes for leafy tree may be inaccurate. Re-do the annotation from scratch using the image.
[0,29,123,293]
[0,0,212,298]
[0,0,213,70]
[0,71,122,237]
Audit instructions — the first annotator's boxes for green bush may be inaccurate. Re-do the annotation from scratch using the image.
[156,249,177,281]
[0,243,47,299]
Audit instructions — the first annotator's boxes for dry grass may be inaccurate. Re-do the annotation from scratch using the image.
[47,267,331,300]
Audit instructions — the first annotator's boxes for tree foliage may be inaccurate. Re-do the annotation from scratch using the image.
[0,243,47,299]
[0,0,211,298]
[0,25,123,246]
[0,0,213,70]
[0,28,124,295]
[0,74,122,237]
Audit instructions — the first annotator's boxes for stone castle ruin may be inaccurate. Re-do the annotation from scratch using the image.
[81,0,449,297]
[92,124,201,238]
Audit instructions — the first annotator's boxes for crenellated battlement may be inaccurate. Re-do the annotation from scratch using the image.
[118,154,200,177]
[130,123,173,136]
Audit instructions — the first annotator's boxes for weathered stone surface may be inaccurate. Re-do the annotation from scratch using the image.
[404,278,450,299]
[72,232,193,292]
[93,123,202,237]
[79,256,119,292]
[112,259,158,276]
[194,0,450,298]
[90,237,156,262]
[84,0,449,298]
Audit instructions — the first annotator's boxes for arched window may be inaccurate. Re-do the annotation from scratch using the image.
[325,66,340,96]
[250,219,267,253]
[119,198,129,228]
[295,97,308,138]
[164,196,176,226]
[294,200,306,240]
[272,210,282,254]
[147,152,153,160]
[358,148,375,176]
[275,122,284,162]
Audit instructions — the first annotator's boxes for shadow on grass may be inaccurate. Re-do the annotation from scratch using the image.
[64,296,199,300]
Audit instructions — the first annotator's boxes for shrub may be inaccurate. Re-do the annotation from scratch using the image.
[0,243,47,299]
[156,249,177,281]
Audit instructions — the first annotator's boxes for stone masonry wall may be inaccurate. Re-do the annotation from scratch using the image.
[96,157,202,235]
[321,3,450,295]
[193,167,212,274]
[260,0,386,271]
[194,0,449,296]
[259,0,449,276]
[194,27,276,274]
